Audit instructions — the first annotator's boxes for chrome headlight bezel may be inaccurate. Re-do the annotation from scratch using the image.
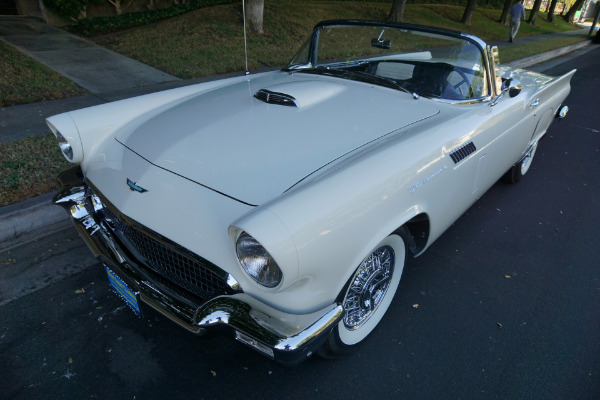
[235,232,283,288]
[55,130,74,161]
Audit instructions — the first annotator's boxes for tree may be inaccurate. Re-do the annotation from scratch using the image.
[546,0,560,22]
[388,0,408,22]
[499,0,513,25]
[461,0,477,25]
[528,0,543,24]
[563,0,585,22]
[245,0,264,34]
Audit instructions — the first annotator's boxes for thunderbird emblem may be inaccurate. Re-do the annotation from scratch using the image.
[126,178,147,193]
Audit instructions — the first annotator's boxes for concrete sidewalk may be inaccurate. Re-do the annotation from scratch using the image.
[0,16,596,251]
[0,16,179,94]
[488,25,590,48]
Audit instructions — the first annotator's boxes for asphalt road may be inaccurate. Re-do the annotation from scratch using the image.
[1,46,598,400]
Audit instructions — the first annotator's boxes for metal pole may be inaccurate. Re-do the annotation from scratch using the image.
[242,0,249,75]
[589,2,600,38]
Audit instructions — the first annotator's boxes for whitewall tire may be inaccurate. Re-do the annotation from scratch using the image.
[319,233,406,356]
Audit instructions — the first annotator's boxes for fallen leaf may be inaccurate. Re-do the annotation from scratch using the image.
[505,275,511,279]
[211,370,216,377]
[497,322,503,329]
[68,357,73,364]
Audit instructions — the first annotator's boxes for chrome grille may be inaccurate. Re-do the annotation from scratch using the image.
[101,207,233,302]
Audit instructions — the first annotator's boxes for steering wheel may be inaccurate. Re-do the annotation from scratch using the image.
[446,69,471,97]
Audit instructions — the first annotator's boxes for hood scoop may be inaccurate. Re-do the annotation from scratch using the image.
[253,80,345,109]
[254,89,298,107]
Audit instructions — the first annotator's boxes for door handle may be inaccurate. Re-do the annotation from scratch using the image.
[529,97,540,107]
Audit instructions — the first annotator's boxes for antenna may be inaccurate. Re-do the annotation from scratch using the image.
[242,0,249,75]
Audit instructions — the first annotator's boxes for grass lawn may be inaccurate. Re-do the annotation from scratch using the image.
[0,135,70,207]
[94,1,582,79]
[0,42,86,107]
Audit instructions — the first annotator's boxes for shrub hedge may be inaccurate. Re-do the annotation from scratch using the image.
[54,0,510,36]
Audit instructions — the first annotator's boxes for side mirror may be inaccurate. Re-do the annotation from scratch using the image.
[501,78,522,97]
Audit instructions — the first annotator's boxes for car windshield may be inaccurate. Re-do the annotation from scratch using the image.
[285,22,489,101]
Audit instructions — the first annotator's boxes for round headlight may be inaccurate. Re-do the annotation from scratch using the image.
[236,232,282,288]
[47,117,82,163]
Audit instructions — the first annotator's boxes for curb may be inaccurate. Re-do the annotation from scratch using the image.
[0,41,594,251]
[503,39,592,69]
[0,192,70,252]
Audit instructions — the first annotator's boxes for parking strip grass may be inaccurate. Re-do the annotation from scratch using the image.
[0,134,70,207]
[498,35,589,62]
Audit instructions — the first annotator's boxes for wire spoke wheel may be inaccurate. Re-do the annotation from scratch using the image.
[319,234,406,357]
[343,245,394,330]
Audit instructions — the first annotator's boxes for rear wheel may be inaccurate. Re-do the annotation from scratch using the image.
[319,234,406,357]
[502,141,538,184]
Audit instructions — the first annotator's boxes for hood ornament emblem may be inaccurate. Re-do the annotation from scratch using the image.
[127,178,147,193]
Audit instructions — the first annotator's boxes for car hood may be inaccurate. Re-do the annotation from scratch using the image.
[116,73,439,205]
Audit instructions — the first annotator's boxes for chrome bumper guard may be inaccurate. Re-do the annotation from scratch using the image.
[53,168,343,366]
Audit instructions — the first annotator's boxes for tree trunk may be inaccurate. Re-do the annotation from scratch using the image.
[246,0,264,34]
[563,0,585,22]
[461,0,477,25]
[499,0,513,24]
[387,0,408,22]
[546,0,559,22]
[528,0,543,24]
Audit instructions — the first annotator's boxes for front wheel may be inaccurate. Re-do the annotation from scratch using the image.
[319,234,406,357]
[502,141,538,184]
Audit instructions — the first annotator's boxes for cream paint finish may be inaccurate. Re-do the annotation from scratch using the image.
[47,64,575,314]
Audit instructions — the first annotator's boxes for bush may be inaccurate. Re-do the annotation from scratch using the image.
[43,0,92,20]
[67,0,237,35]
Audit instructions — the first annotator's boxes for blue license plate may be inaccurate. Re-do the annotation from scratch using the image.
[105,266,141,315]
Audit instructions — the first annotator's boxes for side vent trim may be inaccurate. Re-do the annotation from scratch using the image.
[254,89,298,107]
[450,141,476,164]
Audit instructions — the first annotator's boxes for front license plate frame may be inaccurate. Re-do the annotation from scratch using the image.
[105,266,142,315]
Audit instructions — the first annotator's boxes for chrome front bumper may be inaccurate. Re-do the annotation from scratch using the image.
[54,167,343,366]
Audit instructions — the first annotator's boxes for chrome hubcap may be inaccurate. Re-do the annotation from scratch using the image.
[343,245,394,330]
[520,143,537,176]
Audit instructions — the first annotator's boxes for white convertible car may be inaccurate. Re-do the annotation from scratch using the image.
[49,20,574,365]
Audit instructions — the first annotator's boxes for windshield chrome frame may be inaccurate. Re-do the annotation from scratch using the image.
[284,19,496,105]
